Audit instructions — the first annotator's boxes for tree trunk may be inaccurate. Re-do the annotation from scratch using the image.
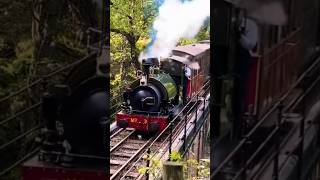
[110,28,141,70]
[68,0,99,45]
[128,36,141,70]
[32,0,44,62]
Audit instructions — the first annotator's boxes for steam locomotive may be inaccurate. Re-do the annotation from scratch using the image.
[22,37,109,179]
[116,41,210,133]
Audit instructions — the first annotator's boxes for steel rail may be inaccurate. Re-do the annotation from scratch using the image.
[127,97,209,180]
[119,115,190,180]
[120,85,210,179]
[110,137,154,180]
[110,129,136,153]
[110,128,124,139]
[119,110,196,179]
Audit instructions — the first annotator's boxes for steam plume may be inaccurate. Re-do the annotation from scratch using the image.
[225,0,287,25]
[140,0,210,62]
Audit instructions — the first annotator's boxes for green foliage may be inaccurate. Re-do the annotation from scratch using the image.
[170,150,182,161]
[110,0,156,38]
[109,0,210,98]
[139,153,162,178]
[0,1,100,179]
[0,0,33,42]
[110,0,210,117]
[110,0,158,97]
[15,40,33,59]
[138,151,210,179]
[136,38,151,51]
[55,35,87,55]
[196,18,210,41]
[185,158,210,179]
[178,25,210,46]
[179,38,198,46]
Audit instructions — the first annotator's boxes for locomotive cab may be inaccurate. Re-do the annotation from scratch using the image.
[160,56,194,103]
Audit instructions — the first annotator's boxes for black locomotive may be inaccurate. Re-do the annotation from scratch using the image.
[22,29,109,180]
[117,42,210,133]
[40,45,108,163]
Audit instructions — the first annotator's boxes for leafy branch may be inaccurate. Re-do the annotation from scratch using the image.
[138,151,210,180]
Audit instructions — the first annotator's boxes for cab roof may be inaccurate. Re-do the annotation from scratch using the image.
[173,43,210,56]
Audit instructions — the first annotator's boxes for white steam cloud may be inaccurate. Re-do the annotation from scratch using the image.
[248,1,287,25]
[139,0,210,62]
[226,0,287,25]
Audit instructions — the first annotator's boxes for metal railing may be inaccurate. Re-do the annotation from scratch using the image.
[212,55,320,180]
[110,80,136,118]
[0,52,98,178]
[120,81,210,179]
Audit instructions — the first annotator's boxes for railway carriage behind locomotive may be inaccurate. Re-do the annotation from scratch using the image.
[116,41,210,133]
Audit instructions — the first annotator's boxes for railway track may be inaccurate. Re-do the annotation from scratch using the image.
[111,129,135,151]
[119,121,188,180]
[110,129,154,180]
[119,99,208,180]
[110,82,210,180]
[109,107,195,180]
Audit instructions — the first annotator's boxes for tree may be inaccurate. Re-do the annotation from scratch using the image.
[110,0,210,96]
[110,0,157,70]
[32,0,100,61]
[0,1,102,179]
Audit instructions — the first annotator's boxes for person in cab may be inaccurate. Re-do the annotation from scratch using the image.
[234,14,258,137]
[183,65,192,104]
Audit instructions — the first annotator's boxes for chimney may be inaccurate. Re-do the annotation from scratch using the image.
[141,58,158,81]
